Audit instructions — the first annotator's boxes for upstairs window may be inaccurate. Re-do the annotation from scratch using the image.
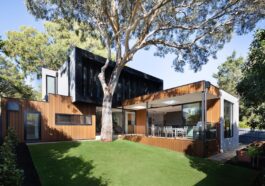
[55,114,92,125]
[46,75,56,95]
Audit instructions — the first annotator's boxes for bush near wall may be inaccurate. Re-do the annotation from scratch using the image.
[0,129,23,186]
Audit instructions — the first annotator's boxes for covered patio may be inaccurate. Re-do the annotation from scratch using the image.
[121,81,221,156]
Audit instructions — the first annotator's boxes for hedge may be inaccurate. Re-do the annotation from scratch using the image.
[0,129,23,186]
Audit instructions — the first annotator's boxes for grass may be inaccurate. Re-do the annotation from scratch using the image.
[29,140,258,186]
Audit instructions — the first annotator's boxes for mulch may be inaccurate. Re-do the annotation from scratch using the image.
[17,143,42,186]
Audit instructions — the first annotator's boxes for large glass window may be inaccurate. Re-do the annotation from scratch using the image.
[182,102,201,126]
[55,114,92,125]
[126,112,135,134]
[25,112,40,140]
[113,111,123,134]
[224,100,233,138]
[46,75,56,95]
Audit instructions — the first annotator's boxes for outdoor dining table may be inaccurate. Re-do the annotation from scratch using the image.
[173,127,185,137]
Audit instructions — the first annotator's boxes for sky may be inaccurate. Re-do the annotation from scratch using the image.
[0,0,264,89]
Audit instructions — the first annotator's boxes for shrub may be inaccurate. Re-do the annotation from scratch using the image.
[239,120,250,128]
[0,129,23,186]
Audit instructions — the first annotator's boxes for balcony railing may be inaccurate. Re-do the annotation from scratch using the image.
[126,124,217,140]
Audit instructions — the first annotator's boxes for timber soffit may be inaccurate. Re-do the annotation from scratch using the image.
[122,81,220,106]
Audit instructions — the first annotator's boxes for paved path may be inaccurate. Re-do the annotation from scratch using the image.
[208,144,248,163]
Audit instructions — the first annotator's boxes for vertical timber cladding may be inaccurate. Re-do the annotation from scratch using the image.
[207,98,221,151]
[73,47,163,106]
[135,109,147,135]
[1,94,96,142]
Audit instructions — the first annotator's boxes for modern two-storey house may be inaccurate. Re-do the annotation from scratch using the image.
[0,47,239,157]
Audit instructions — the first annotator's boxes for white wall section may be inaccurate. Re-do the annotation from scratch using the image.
[219,90,239,152]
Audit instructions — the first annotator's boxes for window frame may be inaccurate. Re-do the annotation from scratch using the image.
[55,113,92,126]
[24,111,41,141]
[182,102,202,126]
[224,100,233,138]
[46,75,57,96]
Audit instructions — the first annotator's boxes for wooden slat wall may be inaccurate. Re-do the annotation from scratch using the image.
[207,98,221,151]
[1,94,96,142]
[135,109,146,134]
[124,135,218,157]
[123,81,205,106]
[207,98,221,124]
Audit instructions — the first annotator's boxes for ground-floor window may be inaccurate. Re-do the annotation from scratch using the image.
[25,112,41,141]
[224,100,233,138]
[55,114,92,125]
[182,102,201,126]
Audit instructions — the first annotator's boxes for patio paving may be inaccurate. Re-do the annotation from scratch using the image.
[208,144,248,163]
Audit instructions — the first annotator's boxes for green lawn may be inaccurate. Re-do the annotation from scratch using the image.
[29,140,257,186]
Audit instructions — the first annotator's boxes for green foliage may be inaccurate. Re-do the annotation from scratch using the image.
[213,52,244,97]
[246,145,263,157]
[0,129,23,186]
[0,56,35,99]
[212,52,254,125]
[237,29,265,106]
[237,29,265,129]
[25,0,265,72]
[239,121,250,129]
[2,20,106,75]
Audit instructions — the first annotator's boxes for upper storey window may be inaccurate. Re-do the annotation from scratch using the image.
[46,75,56,95]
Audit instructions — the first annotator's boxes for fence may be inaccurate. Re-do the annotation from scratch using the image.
[239,128,265,144]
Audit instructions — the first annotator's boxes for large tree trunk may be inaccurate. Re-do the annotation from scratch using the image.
[100,91,113,142]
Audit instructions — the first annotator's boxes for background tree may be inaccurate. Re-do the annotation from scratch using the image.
[25,0,265,141]
[213,52,244,97]
[0,56,35,99]
[212,52,254,128]
[2,20,106,76]
[237,29,265,129]
[0,36,35,98]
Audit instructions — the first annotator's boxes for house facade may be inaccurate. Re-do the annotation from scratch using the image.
[0,47,239,157]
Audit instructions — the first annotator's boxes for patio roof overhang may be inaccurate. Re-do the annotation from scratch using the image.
[122,81,220,110]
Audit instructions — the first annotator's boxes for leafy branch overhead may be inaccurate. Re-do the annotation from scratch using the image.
[26,0,265,73]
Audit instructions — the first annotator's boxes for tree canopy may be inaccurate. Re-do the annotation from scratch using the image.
[0,56,35,99]
[237,29,265,106]
[2,20,106,76]
[25,0,265,72]
[237,29,265,129]
[213,51,244,97]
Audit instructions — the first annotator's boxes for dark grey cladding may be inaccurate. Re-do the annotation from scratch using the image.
[69,47,163,107]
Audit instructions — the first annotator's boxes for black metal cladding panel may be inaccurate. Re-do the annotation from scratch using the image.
[74,47,163,106]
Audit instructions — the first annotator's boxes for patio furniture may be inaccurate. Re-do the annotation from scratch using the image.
[176,128,185,137]
[151,124,155,136]
[156,126,162,136]
[165,126,174,137]
[183,126,188,137]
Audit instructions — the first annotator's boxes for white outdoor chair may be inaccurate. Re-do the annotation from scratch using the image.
[183,126,188,137]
